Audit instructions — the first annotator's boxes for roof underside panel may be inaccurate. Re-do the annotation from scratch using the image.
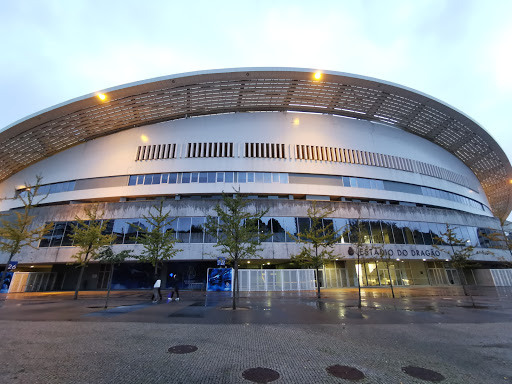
[1,69,511,220]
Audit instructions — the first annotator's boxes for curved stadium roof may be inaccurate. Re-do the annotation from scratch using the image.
[1,68,511,220]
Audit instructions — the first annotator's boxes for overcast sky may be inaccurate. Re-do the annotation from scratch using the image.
[1,1,511,209]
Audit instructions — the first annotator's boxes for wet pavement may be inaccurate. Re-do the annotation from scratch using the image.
[0,287,511,383]
[1,286,511,325]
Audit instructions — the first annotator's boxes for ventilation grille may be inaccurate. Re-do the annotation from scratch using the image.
[295,145,472,189]
[1,71,508,219]
[136,144,177,161]
[245,143,286,158]
[187,142,233,158]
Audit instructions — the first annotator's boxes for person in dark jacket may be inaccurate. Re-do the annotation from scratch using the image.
[169,273,179,301]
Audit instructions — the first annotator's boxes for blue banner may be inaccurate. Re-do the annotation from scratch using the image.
[1,271,13,293]
[207,268,232,291]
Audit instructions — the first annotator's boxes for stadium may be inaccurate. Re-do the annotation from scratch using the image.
[1,68,511,292]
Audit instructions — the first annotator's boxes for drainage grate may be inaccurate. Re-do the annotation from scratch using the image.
[326,365,365,381]
[242,367,280,383]
[168,345,198,354]
[402,365,445,382]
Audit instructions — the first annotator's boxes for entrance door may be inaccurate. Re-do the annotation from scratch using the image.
[378,268,403,286]
[97,264,111,289]
[315,269,326,288]
[395,269,403,285]
[428,268,449,285]
[324,268,345,288]
[9,272,57,292]
[446,269,461,285]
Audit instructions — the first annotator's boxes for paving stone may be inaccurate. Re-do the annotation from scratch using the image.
[0,287,511,383]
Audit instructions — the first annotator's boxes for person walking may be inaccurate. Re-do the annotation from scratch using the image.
[152,276,162,302]
[169,273,179,301]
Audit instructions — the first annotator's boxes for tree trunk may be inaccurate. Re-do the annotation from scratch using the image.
[0,251,16,293]
[316,266,321,299]
[461,279,468,296]
[357,254,362,309]
[104,263,114,309]
[233,260,238,310]
[386,263,395,298]
[459,268,475,307]
[315,246,321,299]
[236,264,240,299]
[74,264,86,300]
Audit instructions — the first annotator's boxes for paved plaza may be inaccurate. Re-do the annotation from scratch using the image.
[0,287,511,383]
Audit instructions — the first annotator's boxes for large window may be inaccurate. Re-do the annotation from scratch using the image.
[190,217,205,243]
[296,218,310,238]
[113,219,138,244]
[61,222,77,246]
[391,222,406,244]
[260,217,273,243]
[381,221,394,244]
[177,217,191,243]
[50,222,66,247]
[409,221,424,245]
[401,222,415,245]
[370,221,383,243]
[271,217,297,242]
[332,218,350,243]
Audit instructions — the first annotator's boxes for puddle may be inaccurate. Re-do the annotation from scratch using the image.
[190,301,223,307]
[168,313,203,318]
[83,303,151,317]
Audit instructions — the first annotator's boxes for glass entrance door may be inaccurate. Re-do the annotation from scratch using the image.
[378,267,403,286]
[446,269,461,285]
[324,268,346,287]
[428,268,449,285]
[395,269,403,285]
[97,264,111,289]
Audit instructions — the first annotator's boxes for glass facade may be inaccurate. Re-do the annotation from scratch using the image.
[18,181,76,198]
[39,217,500,250]
[128,171,289,186]
[341,176,488,212]
[18,171,489,213]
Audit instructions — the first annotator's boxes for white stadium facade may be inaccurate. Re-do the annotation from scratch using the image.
[1,67,512,293]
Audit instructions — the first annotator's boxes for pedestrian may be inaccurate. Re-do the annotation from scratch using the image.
[152,275,162,302]
[169,273,180,301]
